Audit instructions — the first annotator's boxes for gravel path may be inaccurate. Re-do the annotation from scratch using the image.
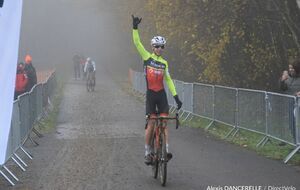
[1,66,300,190]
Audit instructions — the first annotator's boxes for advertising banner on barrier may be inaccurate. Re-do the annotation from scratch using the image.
[0,0,23,165]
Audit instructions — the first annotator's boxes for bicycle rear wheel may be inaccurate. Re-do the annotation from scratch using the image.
[86,80,90,92]
[159,133,167,186]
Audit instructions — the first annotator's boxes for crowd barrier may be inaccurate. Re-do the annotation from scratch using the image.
[129,69,300,164]
[0,71,56,186]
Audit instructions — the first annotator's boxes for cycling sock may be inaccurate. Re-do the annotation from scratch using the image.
[145,145,150,156]
[166,144,169,153]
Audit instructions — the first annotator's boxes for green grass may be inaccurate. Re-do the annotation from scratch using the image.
[184,116,300,165]
[35,72,65,133]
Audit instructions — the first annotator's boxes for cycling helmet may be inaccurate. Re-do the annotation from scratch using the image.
[151,36,166,46]
[86,57,91,62]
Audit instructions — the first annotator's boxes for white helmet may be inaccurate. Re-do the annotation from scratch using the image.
[151,36,166,46]
[86,57,91,62]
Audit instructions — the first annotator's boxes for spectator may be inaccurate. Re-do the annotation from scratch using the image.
[73,54,81,79]
[14,62,28,100]
[279,60,300,95]
[279,59,300,143]
[24,54,37,92]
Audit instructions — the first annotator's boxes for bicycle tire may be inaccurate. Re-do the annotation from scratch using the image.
[92,79,95,91]
[151,134,158,179]
[86,81,90,92]
[159,132,167,186]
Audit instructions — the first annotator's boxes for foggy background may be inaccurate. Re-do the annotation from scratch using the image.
[18,0,138,80]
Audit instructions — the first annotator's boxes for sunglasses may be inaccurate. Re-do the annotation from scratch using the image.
[153,45,165,49]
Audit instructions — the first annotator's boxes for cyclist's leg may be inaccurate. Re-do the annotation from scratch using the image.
[92,71,96,86]
[86,72,90,84]
[146,114,156,151]
[74,63,77,79]
[145,90,157,164]
[157,89,169,144]
[145,90,156,150]
[157,90,172,160]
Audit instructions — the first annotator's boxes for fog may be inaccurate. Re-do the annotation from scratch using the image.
[19,0,137,79]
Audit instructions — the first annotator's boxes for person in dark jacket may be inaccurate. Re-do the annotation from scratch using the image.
[279,59,300,142]
[280,60,300,96]
[14,62,28,100]
[24,54,37,92]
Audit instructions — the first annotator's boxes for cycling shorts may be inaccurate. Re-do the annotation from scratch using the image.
[146,89,169,115]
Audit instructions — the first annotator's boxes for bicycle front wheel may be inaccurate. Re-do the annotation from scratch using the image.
[151,134,158,179]
[159,133,167,186]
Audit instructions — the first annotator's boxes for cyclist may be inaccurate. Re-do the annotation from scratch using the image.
[84,57,96,88]
[131,15,182,165]
[72,54,81,79]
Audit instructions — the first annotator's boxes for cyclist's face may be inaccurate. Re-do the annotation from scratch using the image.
[152,45,164,56]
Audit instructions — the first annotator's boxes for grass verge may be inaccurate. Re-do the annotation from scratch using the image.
[35,72,65,133]
[184,116,300,165]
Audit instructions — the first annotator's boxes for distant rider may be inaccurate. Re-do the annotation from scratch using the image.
[84,57,96,86]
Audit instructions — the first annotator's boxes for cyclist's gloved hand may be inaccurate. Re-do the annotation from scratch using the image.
[174,95,182,110]
[131,14,142,29]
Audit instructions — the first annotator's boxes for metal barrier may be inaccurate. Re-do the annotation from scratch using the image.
[0,71,56,186]
[129,69,300,164]
[214,85,237,129]
[266,93,296,145]
[237,89,266,138]
[193,83,214,122]
[182,83,193,121]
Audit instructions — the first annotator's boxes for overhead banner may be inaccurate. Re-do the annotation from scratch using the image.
[0,0,23,165]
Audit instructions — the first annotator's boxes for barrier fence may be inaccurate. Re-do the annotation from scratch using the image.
[0,71,56,186]
[129,69,300,164]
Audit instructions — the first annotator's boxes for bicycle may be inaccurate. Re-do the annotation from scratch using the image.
[145,109,179,186]
[86,70,95,92]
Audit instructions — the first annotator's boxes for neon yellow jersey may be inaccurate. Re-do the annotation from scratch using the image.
[132,29,177,96]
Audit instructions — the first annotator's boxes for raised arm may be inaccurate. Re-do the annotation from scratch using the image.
[132,15,150,61]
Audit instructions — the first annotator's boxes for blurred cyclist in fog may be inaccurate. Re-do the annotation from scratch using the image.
[80,55,86,80]
[84,57,96,88]
[73,54,81,80]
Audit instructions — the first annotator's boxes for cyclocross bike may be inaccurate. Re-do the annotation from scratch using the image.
[145,109,179,186]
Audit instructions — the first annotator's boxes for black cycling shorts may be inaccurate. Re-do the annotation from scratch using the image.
[146,89,169,115]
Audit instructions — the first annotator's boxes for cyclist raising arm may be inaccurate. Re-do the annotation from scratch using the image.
[131,15,182,165]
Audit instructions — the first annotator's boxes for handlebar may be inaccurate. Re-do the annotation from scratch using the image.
[145,109,180,129]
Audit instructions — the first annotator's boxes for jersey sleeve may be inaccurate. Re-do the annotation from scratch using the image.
[132,29,150,61]
[164,64,177,96]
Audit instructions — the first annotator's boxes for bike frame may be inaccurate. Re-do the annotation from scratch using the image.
[145,110,179,186]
